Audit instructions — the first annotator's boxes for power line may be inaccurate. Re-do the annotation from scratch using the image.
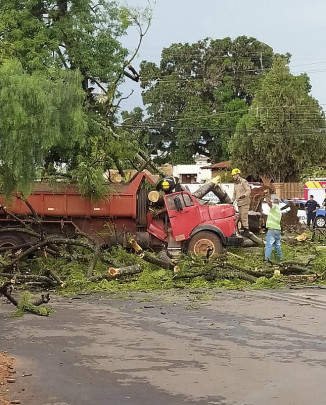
[118,123,326,135]
[139,67,326,84]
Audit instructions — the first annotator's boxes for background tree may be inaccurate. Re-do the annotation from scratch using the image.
[0,0,152,196]
[137,36,277,164]
[229,57,326,182]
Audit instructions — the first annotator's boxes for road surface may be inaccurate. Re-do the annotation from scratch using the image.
[1,288,326,405]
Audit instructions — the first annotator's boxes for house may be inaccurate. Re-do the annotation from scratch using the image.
[200,160,231,178]
[172,155,212,184]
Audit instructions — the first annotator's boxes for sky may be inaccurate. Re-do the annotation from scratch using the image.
[119,0,326,112]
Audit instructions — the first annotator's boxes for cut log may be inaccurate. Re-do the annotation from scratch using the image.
[140,253,179,271]
[0,205,29,228]
[108,264,142,277]
[130,238,179,271]
[89,265,143,282]
[148,190,160,203]
[130,238,143,253]
[148,191,165,206]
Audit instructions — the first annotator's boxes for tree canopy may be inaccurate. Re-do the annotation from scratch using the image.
[136,36,278,164]
[229,57,326,182]
[0,0,152,196]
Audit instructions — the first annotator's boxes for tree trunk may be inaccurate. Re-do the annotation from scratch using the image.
[192,182,231,204]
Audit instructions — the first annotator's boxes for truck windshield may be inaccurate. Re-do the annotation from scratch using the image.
[166,193,194,211]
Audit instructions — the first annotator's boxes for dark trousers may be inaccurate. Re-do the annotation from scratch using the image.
[307,213,316,227]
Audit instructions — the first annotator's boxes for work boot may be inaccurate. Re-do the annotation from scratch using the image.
[243,228,250,237]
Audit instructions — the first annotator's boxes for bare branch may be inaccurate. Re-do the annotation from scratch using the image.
[89,77,107,94]
[111,89,134,114]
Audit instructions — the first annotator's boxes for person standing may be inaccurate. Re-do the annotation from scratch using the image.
[305,195,320,227]
[264,194,282,262]
[232,168,251,236]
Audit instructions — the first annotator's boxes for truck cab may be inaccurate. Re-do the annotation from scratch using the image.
[147,191,241,257]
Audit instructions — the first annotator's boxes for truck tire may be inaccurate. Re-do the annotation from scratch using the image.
[188,231,223,258]
[0,234,26,248]
[137,189,148,227]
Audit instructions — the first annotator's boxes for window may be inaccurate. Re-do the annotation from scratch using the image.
[183,193,194,207]
[166,193,195,211]
[180,174,197,184]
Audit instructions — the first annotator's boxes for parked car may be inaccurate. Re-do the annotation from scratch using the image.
[262,199,307,224]
[315,207,326,228]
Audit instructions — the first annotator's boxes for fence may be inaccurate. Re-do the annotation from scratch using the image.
[273,183,304,200]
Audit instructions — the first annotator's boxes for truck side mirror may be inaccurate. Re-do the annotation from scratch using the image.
[174,197,183,212]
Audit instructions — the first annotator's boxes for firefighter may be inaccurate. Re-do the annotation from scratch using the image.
[232,168,251,236]
[156,176,183,194]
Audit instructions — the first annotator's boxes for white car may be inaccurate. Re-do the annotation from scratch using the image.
[262,200,307,224]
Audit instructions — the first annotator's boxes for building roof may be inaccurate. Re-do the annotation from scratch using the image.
[201,160,231,169]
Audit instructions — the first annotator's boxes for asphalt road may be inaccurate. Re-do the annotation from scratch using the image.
[1,288,326,405]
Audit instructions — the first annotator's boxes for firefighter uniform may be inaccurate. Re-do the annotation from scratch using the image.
[232,177,251,229]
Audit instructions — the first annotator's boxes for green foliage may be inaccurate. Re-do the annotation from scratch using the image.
[0,0,128,78]
[72,161,108,201]
[0,1,151,198]
[299,165,326,185]
[13,292,53,317]
[251,276,284,289]
[229,57,326,182]
[120,107,150,153]
[0,60,87,195]
[136,36,276,163]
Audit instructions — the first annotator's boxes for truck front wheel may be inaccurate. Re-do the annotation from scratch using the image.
[188,231,223,258]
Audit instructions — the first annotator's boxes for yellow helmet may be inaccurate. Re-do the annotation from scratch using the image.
[231,168,241,176]
[161,181,170,190]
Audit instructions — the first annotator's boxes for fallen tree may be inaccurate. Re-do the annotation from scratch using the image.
[0,199,325,316]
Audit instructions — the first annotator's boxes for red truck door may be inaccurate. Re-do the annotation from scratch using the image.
[165,192,201,242]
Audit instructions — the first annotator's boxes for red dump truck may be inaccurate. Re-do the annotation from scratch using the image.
[0,173,242,256]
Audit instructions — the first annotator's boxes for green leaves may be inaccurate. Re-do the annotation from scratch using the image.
[229,57,326,181]
[72,160,108,201]
[0,60,87,195]
[139,36,276,163]
[0,1,152,198]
